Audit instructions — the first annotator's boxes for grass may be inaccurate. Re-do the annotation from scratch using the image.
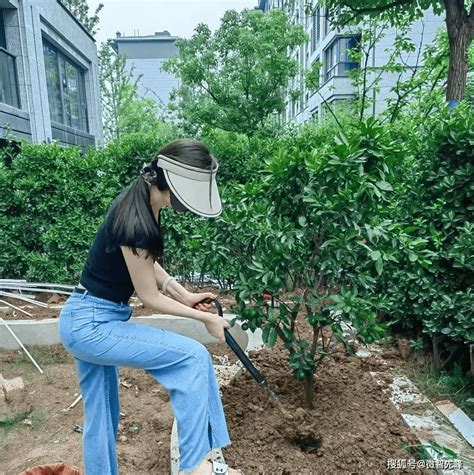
[0,406,47,447]
[8,344,70,367]
[403,360,474,420]
[402,441,468,462]
[0,408,32,429]
[0,407,33,448]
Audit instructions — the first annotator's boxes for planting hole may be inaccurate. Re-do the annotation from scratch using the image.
[292,433,322,453]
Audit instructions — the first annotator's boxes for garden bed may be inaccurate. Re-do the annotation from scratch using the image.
[221,345,435,474]
[0,339,434,474]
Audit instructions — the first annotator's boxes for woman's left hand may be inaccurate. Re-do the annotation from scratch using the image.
[184,291,217,311]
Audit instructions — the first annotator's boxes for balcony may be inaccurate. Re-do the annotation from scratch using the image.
[0,47,20,109]
[324,61,359,82]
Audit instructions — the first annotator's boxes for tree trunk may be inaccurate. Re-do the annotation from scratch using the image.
[304,373,314,409]
[432,333,443,373]
[444,0,474,102]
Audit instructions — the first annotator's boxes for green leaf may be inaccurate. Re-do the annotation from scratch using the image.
[376,181,393,191]
[267,328,278,347]
[375,258,383,275]
[369,250,381,261]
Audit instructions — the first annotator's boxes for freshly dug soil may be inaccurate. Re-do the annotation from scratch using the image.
[0,338,432,474]
[221,345,433,474]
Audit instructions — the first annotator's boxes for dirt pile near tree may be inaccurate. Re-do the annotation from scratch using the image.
[221,346,431,474]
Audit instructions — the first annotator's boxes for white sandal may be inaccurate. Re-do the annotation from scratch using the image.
[211,460,229,474]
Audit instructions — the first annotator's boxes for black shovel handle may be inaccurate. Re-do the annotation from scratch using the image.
[200,298,265,385]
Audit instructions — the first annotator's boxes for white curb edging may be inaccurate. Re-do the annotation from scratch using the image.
[0,315,248,350]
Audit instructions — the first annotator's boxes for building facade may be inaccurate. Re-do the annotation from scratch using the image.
[112,31,180,110]
[258,0,444,123]
[0,0,102,149]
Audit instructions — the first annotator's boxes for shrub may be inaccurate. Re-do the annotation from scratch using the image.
[0,132,178,282]
[378,104,474,357]
[230,117,397,407]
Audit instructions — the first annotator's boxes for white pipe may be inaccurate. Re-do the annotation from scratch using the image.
[0,318,44,374]
[0,281,75,290]
[65,394,83,411]
[0,286,72,296]
[0,291,48,308]
[0,300,33,317]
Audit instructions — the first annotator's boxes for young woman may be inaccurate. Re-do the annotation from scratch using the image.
[59,139,240,475]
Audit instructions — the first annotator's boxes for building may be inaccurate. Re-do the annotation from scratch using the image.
[0,0,102,149]
[258,0,444,123]
[112,31,180,111]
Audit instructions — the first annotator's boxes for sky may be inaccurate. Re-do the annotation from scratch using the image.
[87,0,260,45]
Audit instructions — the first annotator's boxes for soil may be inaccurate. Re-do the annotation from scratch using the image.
[221,346,433,475]
[1,287,433,474]
[1,338,433,475]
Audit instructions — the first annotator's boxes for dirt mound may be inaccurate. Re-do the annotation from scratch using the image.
[221,346,431,474]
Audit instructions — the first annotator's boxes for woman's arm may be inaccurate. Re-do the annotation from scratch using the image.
[153,261,216,311]
[122,246,228,341]
[153,261,188,304]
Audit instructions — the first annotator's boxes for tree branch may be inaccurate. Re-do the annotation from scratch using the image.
[342,0,414,15]
[468,2,474,33]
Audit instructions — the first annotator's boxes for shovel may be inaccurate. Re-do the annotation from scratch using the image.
[203,298,292,418]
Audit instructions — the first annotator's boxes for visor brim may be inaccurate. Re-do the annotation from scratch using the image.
[164,169,222,218]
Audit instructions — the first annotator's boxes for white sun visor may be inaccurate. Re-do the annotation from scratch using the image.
[157,154,222,218]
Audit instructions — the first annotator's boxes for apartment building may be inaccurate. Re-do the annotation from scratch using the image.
[0,0,102,149]
[112,31,180,110]
[258,0,444,122]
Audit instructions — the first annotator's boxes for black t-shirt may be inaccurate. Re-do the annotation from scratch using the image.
[80,206,159,304]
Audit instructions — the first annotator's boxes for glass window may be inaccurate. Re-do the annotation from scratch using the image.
[0,10,6,49]
[324,8,330,37]
[324,36,360,81]
[311,7,320,53]
[43,40,88,132]
[0,9,20,108]
[0,49,20,108]
[43,42,62,123]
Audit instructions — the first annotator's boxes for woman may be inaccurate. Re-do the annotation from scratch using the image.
[59,139,240,475]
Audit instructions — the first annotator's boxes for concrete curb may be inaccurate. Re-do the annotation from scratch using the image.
[0,315,248,350]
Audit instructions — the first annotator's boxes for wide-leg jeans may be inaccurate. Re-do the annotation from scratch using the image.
[58,290,231,474]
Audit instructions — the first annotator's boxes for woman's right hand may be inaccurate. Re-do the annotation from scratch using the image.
[204,315,230,343]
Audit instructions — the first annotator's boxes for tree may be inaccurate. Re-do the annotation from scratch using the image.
[320,0,474,103]
[98,42,169,143]
[61,0,104,36]
[163,9,307,136]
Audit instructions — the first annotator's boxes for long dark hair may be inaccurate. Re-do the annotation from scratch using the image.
[106,139,215,261]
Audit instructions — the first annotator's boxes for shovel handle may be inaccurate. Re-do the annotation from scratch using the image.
[200,298,265,385]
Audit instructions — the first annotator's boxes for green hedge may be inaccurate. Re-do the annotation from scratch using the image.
[0,132,177,283]
[379,104,474,344]
[0,109,471,347]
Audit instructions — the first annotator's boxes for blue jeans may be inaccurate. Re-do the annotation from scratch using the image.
[59,290,231,474]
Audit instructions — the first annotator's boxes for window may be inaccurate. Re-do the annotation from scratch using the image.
[311,7,320,53]
[323,8,330,37]
[0,9,20,108]
[0,10,6,49]
[324,36,360,81]
[43,40,88,132]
